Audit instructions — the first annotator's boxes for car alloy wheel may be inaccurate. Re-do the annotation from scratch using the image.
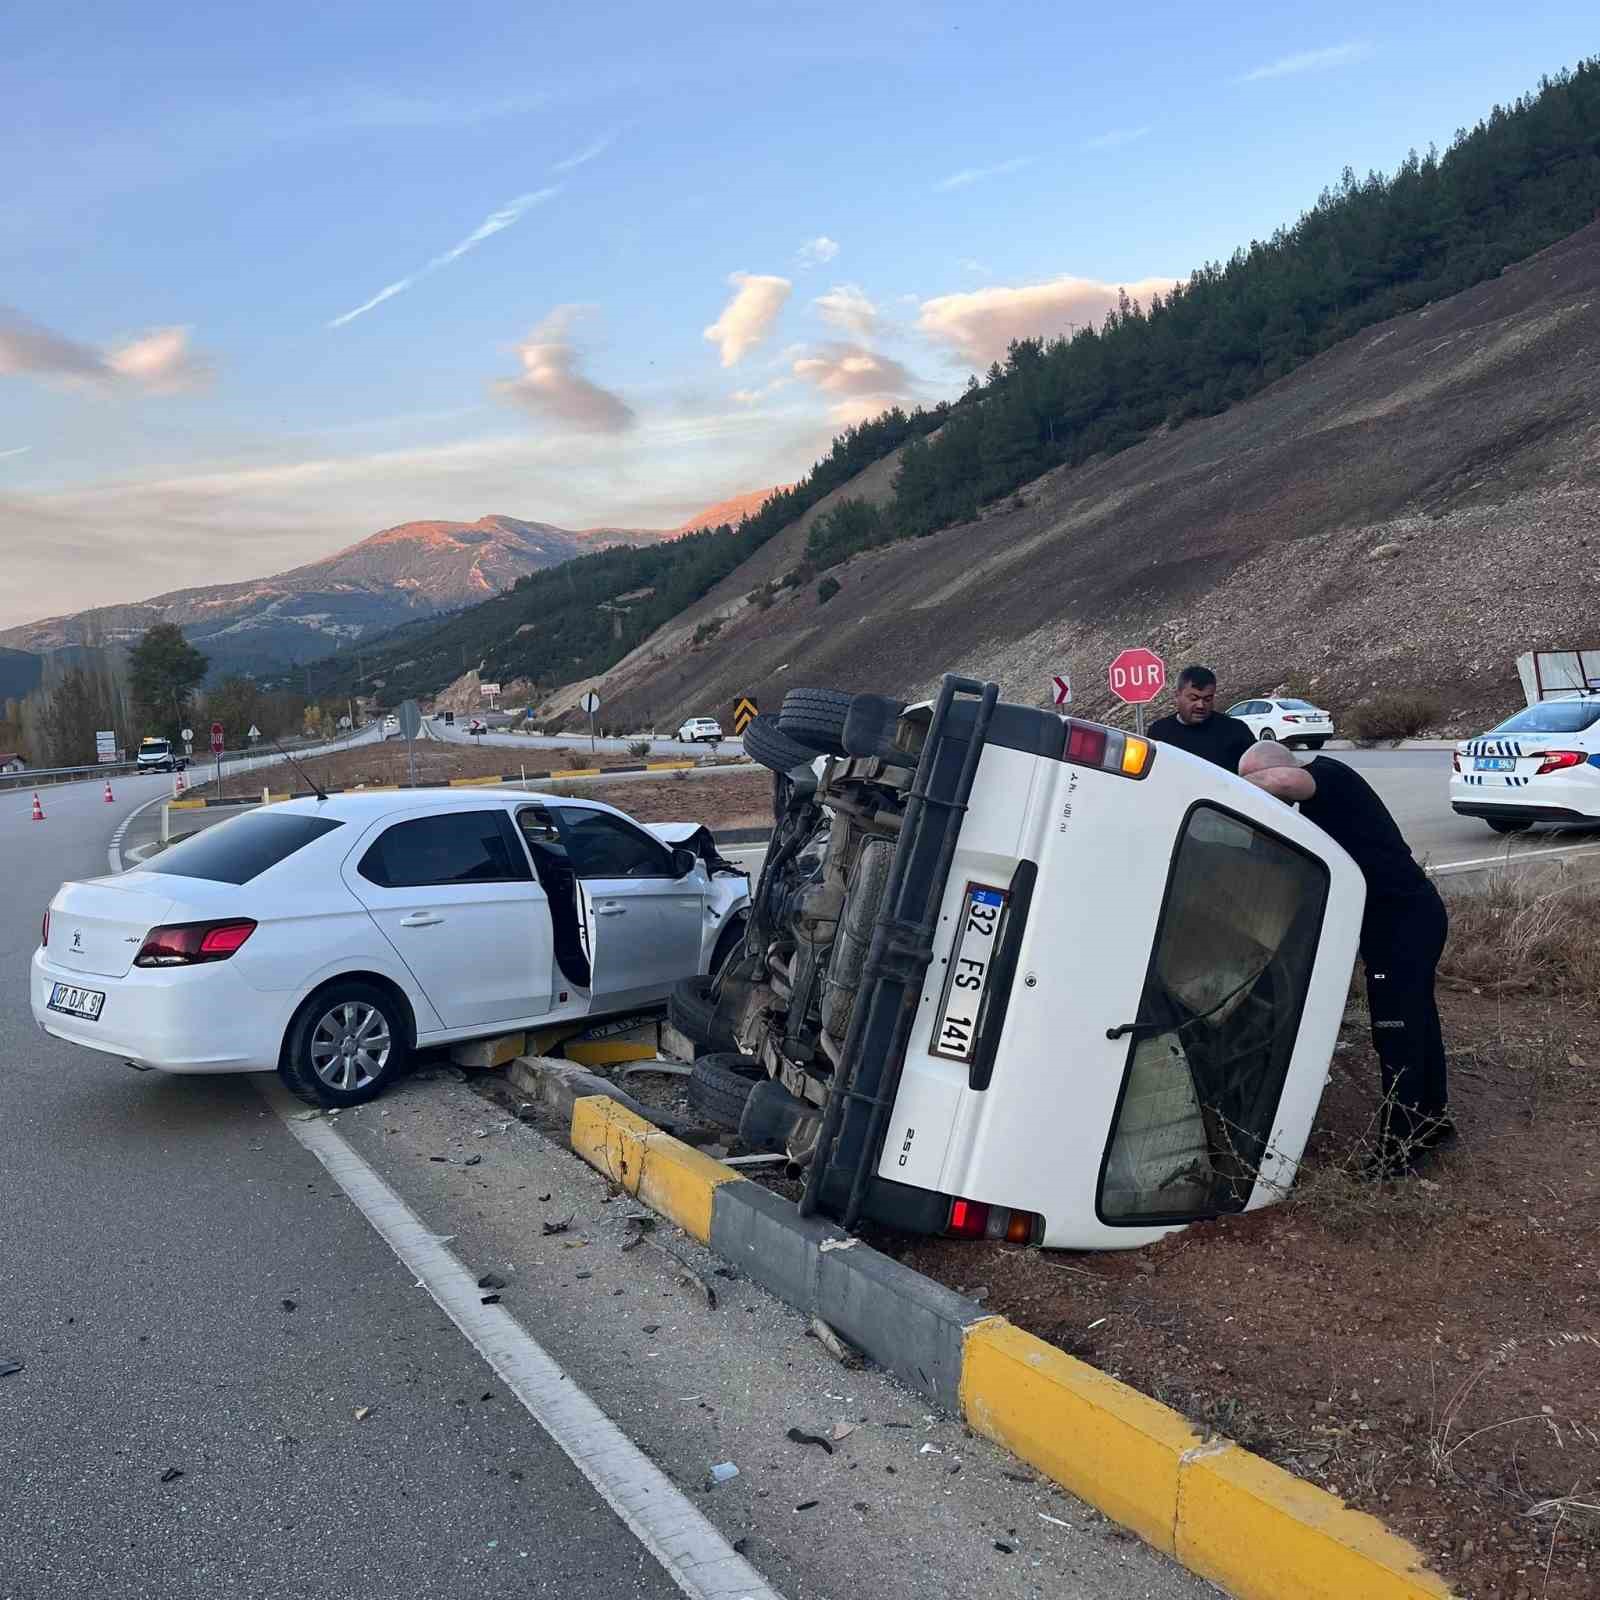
[1258,728,1278,741]
[309,1000,391,1092]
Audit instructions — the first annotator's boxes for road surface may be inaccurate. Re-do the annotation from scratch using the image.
[0,780,1204,1600]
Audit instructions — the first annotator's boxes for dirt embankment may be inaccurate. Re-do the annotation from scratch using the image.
[584,221,1600,738]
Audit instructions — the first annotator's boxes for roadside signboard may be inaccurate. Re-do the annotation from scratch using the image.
[397,699,422,787]
[95,730,116,764]
[247,724,260,742]
[181,727,194,742]
[1108,648,1166,736]
[1051,675,1071,707]
[579,690,601,753]
[210,721,225,754]
[479,682,501,702]
[732,695,758,735]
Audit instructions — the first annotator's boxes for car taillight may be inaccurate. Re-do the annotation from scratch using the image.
[946,1198,1041,1245]
[1533,750,1585,776]
[1062,719,1152,779]
[134,919,257,967]
[1452,750,1461,773]
[41,909,49,948]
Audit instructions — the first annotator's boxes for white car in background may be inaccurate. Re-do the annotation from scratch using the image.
[1225,697,1335,749]
[1450,691,1600,834]
[677,717,724,745]
[382,715,399,738]
[33,790,750,1107]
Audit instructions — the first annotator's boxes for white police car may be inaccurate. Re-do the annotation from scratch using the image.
[1450,692,1600,833]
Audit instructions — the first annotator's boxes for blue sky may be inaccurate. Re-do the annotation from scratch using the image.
[1,1,1594,626]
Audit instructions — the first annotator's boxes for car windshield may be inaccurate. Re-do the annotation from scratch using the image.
[1489,700,1600,735]
[143,812,344,885]
[141,742,169,755]
[1100,805,1328,1224]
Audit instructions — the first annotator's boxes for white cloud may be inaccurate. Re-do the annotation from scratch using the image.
[0,445,31,460]
[106,327,210,392]
[1236,42,1370,83]
[918,274,1179,367]
[958,259,991,277]
[0,309,210,392]
[328,187,562,328]
[1084,126,1152,150]
[792,342,916,422]
[495,306,635,433]
[813,284,881,340]
[703,272,792,367]
[552,131,617,173]
[935,156,1030,193]
[797,235,840,268]
[731,379,791,407]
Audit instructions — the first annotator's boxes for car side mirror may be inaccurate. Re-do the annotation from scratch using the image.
[671,846,698,879]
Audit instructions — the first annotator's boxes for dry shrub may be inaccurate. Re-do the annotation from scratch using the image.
[1439,871,1600,1007]
[1343,690,1441,741]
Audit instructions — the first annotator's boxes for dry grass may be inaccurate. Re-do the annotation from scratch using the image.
[1438,870,1600,1007]
[1343,689,1442,741]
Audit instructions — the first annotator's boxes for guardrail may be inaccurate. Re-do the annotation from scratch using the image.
[0,728,372,792]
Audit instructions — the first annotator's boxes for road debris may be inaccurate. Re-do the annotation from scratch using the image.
[354,1407,371,1421]
[786,1427,835,1456]
[481,1293,502,1305]
[795,1500,819,1512]
[542,1213,574,1236]
[919,1443,943,1456]
[819,1237,858,1254]
[477,1273,508,1291]
[807,1318,859,1366]
[281,1299,297,1313]
[709,1461,740,1484]
[291,1110,320,1122]
[1038,1513,1071,1528]
[464,1154,482,1166]
[994,1541,1015,1554]
[159,1467,184,1484]
[0,1360,25,1379]
[829,1422,859,1442]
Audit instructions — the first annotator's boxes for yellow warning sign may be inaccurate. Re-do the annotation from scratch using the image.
[732,696,758,735]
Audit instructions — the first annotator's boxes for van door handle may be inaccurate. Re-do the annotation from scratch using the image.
[400,913,444,928]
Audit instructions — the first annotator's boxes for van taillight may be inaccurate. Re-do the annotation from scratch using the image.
[1062,719,1152,779]
[947,1198,1040,1245]
[134,919,257,967]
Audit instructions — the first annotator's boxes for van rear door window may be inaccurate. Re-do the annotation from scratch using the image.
[1099,805,1329,1224]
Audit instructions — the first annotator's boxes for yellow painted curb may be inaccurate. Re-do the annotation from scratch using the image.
[644,760,696,772]
[569,1094,740,1244]
[550,767,603,779]
[448,774,512,787]
[168,798,205,810]
[961,1320,1200,1553]
[563,1038,660,1067]
[1176,1442,1453,1600]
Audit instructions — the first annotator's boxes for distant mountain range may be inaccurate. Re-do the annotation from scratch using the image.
[0,490,785,681]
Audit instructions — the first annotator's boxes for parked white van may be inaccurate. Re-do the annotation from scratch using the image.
[671,679,1364,1251]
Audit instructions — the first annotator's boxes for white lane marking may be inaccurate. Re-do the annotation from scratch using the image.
[108,792,174,875]
[262,1078,779,1600]
[1430,837,1600,877]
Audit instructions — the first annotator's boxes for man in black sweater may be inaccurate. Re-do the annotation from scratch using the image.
[1146,665,1256,772]
[1240,740,1452,1174]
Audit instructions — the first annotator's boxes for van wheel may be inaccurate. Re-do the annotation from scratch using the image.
[779,688,854,755]
[279,980,410,1108]
[688,1052,765,1131]
[743,713,819,774]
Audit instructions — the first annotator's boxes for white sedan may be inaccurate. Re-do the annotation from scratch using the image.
[33,790,750,1106]
[1224,697,1335,748]
[676,717,724,744]
[1450,691,1600,833]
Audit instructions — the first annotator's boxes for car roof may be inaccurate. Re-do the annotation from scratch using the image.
[272,787,605,821]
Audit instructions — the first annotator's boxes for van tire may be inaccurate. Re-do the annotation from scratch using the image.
[688,1052,766,1131]
[779,688,854,755]
[743,713,818,774]
[669,975,737,1053]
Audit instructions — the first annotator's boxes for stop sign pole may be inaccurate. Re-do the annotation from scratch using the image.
[1107,648,1167,737]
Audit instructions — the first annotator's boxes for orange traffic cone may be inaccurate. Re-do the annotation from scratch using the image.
[173,769,186,796]
[104,778,115,803]
[30,792,45,822]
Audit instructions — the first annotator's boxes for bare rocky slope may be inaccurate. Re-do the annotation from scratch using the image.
[567,220,1600,737]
